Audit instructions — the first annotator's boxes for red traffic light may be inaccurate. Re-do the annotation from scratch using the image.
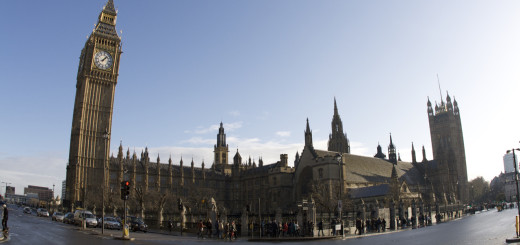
[125,181,130,186]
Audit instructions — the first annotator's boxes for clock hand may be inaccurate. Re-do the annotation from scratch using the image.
[102,57,107,62]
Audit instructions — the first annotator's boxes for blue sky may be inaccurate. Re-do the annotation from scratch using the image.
[1,0,520,196]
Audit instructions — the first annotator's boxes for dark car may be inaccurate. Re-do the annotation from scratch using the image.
[127,216,148,232]
[63,212,75,224]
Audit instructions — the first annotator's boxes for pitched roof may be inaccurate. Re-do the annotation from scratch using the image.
[311,152,427,186]
[349,184,390,199]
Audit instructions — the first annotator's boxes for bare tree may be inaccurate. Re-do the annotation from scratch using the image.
[147,189,175,228]
[106,187,123,216]
[133,186,146,219]
[310,180,351,218]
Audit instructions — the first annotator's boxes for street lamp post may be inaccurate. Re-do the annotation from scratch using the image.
[335,153,344,238]
[102,129,109,234]
[507,148,520,238]
[1,182,11,198]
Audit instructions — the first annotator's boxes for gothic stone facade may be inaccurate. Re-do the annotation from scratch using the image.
[65,1,469,220]
[97,98,467,218]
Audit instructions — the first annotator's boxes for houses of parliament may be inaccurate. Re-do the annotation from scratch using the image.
[65,0,469,222]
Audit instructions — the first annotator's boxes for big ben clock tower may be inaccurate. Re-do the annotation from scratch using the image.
[65,0,122,210]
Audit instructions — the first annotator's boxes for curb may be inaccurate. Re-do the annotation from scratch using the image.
[249,236,335,242]
[506,238,520,243]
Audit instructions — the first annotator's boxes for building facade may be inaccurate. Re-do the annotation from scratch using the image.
[503,152,518,174]
[65,1,469,227]
[6,186,15,195]
[24,185,53,202]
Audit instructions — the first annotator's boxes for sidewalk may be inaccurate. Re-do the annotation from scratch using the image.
[249,236,335,242]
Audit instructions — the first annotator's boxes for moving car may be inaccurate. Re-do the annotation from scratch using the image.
[103,217,121,230]
[73,210,98,228]
[63,212,74,224]
[127,216,148,232]
[23,207,31,214]
[52,212,65,222]
[37,208,50,217]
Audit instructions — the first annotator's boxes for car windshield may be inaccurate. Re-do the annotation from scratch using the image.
[55,212,63,215]
[105,217,117,222]
[84,213,95,218]
[130,217,144,224]
[41,209,47,212]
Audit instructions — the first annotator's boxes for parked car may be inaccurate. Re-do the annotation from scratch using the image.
[52,212,65,222]
[127,216,148,232]
[23,207,31,214]
[37,208,50,217]
[73,210,98,228]
[63,212,74,224]
[103,217,121,230]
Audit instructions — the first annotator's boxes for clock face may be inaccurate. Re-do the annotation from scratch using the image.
[94,50,113,70]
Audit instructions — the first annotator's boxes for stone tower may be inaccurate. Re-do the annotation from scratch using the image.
[328,98,350,153]
[214,122,229,165]
[427,92,468,203]
[65,0,122,209]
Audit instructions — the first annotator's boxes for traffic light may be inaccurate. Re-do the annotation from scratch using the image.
[121,181,130,200]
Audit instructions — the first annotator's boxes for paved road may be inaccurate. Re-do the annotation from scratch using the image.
[3,205,518,244]
[333,208,517,245]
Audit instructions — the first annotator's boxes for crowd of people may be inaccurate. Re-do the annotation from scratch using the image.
[355,217,387,235]
[259,220,314,237]
[191,218,317,239]
[196,219,238,240]
[170,212,457,239]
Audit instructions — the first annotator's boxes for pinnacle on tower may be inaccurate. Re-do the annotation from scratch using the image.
[328,97,350,153]
[305,118,313,147]
[334,97,339,116]
[103,0,116,14]
[388,133,397,164]
[411,142,417,163]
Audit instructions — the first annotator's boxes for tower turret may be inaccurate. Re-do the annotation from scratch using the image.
[179,156,184,187]
[328,98,350,153]
[388,134,397,164]
[422,145,427,163]
[214,122,229,165]
[411,142,417,163]
[304,118,313,148]
[446,91,453,112]
[156,154,160,191]
[168,155,173,190]
[374,143,386,159]
[233,149,242,167]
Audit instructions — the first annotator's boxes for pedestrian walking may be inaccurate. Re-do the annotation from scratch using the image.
[355,218,361,235]
[216,219,222,239]
[2,204,7,231]
[207,219,213,238]
[168,219,173,232]
[318,219,324,236]
[197,220,205,239]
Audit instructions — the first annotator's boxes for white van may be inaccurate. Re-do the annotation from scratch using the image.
[73,210,98,227]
